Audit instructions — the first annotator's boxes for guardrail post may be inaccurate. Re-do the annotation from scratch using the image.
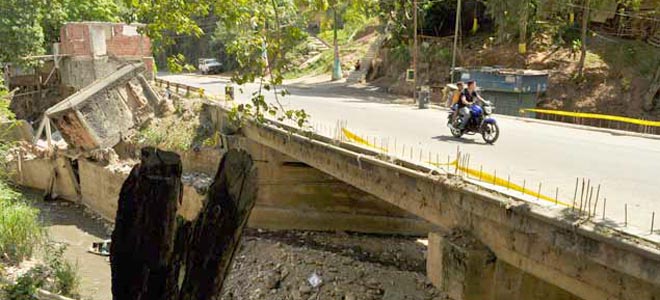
[186,86,190,97]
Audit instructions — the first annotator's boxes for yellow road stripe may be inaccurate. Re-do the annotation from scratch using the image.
[520,108,660,127]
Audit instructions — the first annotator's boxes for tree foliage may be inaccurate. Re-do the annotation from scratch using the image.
[0,0,122,65]
[42,0,122,45]
[0,0,45,65]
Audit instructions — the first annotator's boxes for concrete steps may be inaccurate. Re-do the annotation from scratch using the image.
[346,35,385,84]
[296,36,332,69]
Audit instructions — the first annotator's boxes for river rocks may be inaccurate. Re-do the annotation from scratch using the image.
[221,229,439,300]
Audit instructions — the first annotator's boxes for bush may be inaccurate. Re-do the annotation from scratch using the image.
[0,182,44,264]
[2,266,46,300]
[43,243,79,297]
[1,243,80,299]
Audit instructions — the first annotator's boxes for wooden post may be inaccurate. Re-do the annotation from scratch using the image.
[45,116,52,148]
[178,149,258,299]
[111,147,257,300]
[111,147,183,299]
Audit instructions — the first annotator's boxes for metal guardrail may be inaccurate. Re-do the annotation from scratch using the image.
[520,108,660,136]
[154,77,236,101]
[154,78,206,98]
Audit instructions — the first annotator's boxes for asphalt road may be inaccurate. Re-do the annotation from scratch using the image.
[161,74,660,235]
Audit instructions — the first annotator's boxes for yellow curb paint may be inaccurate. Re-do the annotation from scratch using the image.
[520,108,660,127]
[342,128,388,152]
[429,161,572,207]
[343,127,569,207]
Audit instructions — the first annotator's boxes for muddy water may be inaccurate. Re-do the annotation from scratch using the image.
[30,196,113,300]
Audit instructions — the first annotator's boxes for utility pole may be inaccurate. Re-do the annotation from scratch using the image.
[332,5,343,81]
[413,0,418,101]
[450,0,462,82]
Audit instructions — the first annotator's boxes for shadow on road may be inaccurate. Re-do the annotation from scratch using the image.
[432,135,486,145]
[285,81,413,106]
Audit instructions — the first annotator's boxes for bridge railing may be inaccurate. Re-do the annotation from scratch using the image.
[154,78,206,99]
[519,108,660,136]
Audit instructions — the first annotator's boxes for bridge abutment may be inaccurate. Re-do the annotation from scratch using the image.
[428,230,584,300]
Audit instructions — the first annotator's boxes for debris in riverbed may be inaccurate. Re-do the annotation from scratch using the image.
[88,240,111,256]
[182,172,213,194]
[307,272,323,288]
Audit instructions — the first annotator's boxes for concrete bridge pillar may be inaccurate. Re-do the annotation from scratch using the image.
[427,231,581,300]
[427,231,496,300]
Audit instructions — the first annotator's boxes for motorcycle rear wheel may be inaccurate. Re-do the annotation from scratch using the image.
[481,123,499,144]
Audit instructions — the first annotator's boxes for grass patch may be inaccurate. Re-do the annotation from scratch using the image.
[284,50,334,79]
[0,182,44,264]
[135,101,213,151]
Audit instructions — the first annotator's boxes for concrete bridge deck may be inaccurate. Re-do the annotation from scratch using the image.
[202,101,660,300]
[162,73,660,232]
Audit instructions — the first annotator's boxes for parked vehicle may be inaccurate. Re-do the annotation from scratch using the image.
[447,100,500,144]
[198,58,222,74]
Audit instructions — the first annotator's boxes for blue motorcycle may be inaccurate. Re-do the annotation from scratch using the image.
[447,100,500,144]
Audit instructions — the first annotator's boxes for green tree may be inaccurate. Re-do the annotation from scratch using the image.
[41,0,123,45]
[124,0,314,126]
[0,0,45,65]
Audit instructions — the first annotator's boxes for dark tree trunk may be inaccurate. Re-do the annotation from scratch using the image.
[577,0,591,78]
[178,149,258,299]
[111,147,182,300]
[110,147,257,300]
[642,64,660,112]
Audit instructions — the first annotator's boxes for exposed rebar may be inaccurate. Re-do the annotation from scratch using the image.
[651,212,655,234]
[572,177,579,212]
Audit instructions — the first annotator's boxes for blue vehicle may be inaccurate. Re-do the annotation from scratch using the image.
[447,100,500,144]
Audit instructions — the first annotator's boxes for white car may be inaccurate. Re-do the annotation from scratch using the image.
[198,58,222,74]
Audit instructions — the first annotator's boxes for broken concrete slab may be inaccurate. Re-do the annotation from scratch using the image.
[46,63,160,151]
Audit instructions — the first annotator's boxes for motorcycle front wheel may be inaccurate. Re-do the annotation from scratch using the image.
[450,126,463,138]
[481,123,499,144]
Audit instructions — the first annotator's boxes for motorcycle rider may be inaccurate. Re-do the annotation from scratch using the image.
[449,81,464,122]
[458,80,485,130]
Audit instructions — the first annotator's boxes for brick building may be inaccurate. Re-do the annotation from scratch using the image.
[58,22,155,90]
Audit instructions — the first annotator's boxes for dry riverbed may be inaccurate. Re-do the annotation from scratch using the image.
[20,196,442,300]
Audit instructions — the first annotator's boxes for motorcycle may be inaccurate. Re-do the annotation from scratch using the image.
[447,100,500,144]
